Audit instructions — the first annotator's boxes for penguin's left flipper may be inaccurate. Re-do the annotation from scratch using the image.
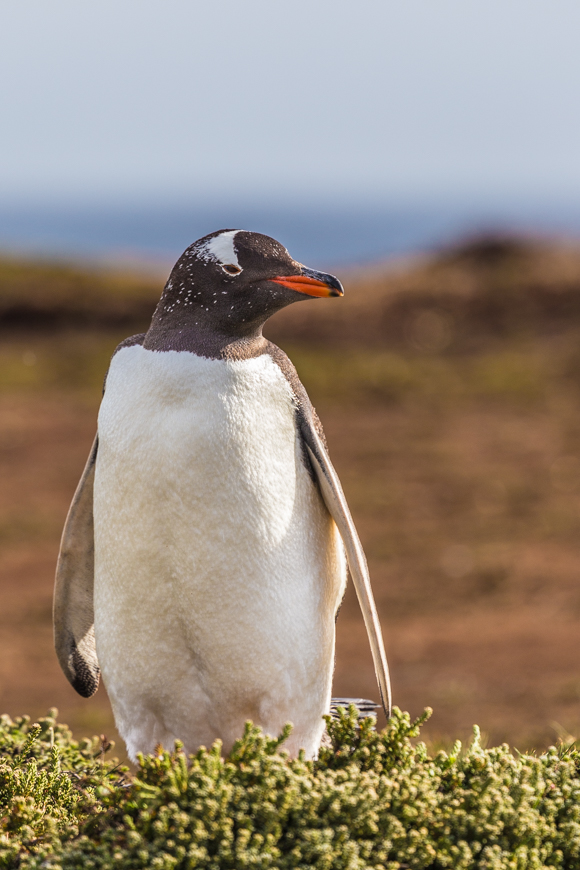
[53,435,100,698]
[299,415,392,719]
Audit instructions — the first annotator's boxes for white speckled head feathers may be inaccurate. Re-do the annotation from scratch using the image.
[145,229,344,356]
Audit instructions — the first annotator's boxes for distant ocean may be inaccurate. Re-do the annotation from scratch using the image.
[1,198,580,269]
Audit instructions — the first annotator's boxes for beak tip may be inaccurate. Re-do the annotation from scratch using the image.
[330,277,344,297]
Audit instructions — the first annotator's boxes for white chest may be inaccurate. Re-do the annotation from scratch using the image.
[92,345,346,758]
[96,345,301,548]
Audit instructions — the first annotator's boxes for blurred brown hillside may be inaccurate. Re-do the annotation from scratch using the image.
[270,235,580,347]
[4,235,580,340]
[0,258,161,328]
[2,234,580,753]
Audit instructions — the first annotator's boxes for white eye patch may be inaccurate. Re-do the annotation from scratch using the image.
[198,230,242,269]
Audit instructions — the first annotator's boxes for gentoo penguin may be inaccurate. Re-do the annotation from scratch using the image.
[54,229,391,760]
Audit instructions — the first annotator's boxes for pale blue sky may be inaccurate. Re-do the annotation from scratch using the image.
[2,0,580,207]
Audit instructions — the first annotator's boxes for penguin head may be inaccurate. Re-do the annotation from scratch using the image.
[155,229,343,336]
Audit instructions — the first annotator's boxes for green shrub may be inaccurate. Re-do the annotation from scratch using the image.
[2,706,580,869]
[0,710,127,868]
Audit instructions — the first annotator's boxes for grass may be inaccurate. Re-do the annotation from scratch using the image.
[0,332,559,406]
[3,706,580,869]
[287,345,551,407]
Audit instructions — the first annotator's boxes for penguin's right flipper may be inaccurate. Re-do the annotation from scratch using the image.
[299,416,392,720]
[53,435,100,698]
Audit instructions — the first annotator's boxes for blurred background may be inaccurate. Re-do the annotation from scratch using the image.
[2,0,580,752]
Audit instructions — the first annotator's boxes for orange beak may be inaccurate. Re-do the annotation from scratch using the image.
[270,268,344,298]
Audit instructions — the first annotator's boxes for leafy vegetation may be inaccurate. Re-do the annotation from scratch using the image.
[3,706,580,869]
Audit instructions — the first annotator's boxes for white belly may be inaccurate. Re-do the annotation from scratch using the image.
[93,345,346,759]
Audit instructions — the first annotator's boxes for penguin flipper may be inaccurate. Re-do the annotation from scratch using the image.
[53,435,100,698]
[299,416,392,719]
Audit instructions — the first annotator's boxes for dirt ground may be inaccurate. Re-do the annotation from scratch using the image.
[2,323,580,755]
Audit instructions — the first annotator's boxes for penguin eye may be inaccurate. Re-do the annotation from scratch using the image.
[222,264,242,276]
